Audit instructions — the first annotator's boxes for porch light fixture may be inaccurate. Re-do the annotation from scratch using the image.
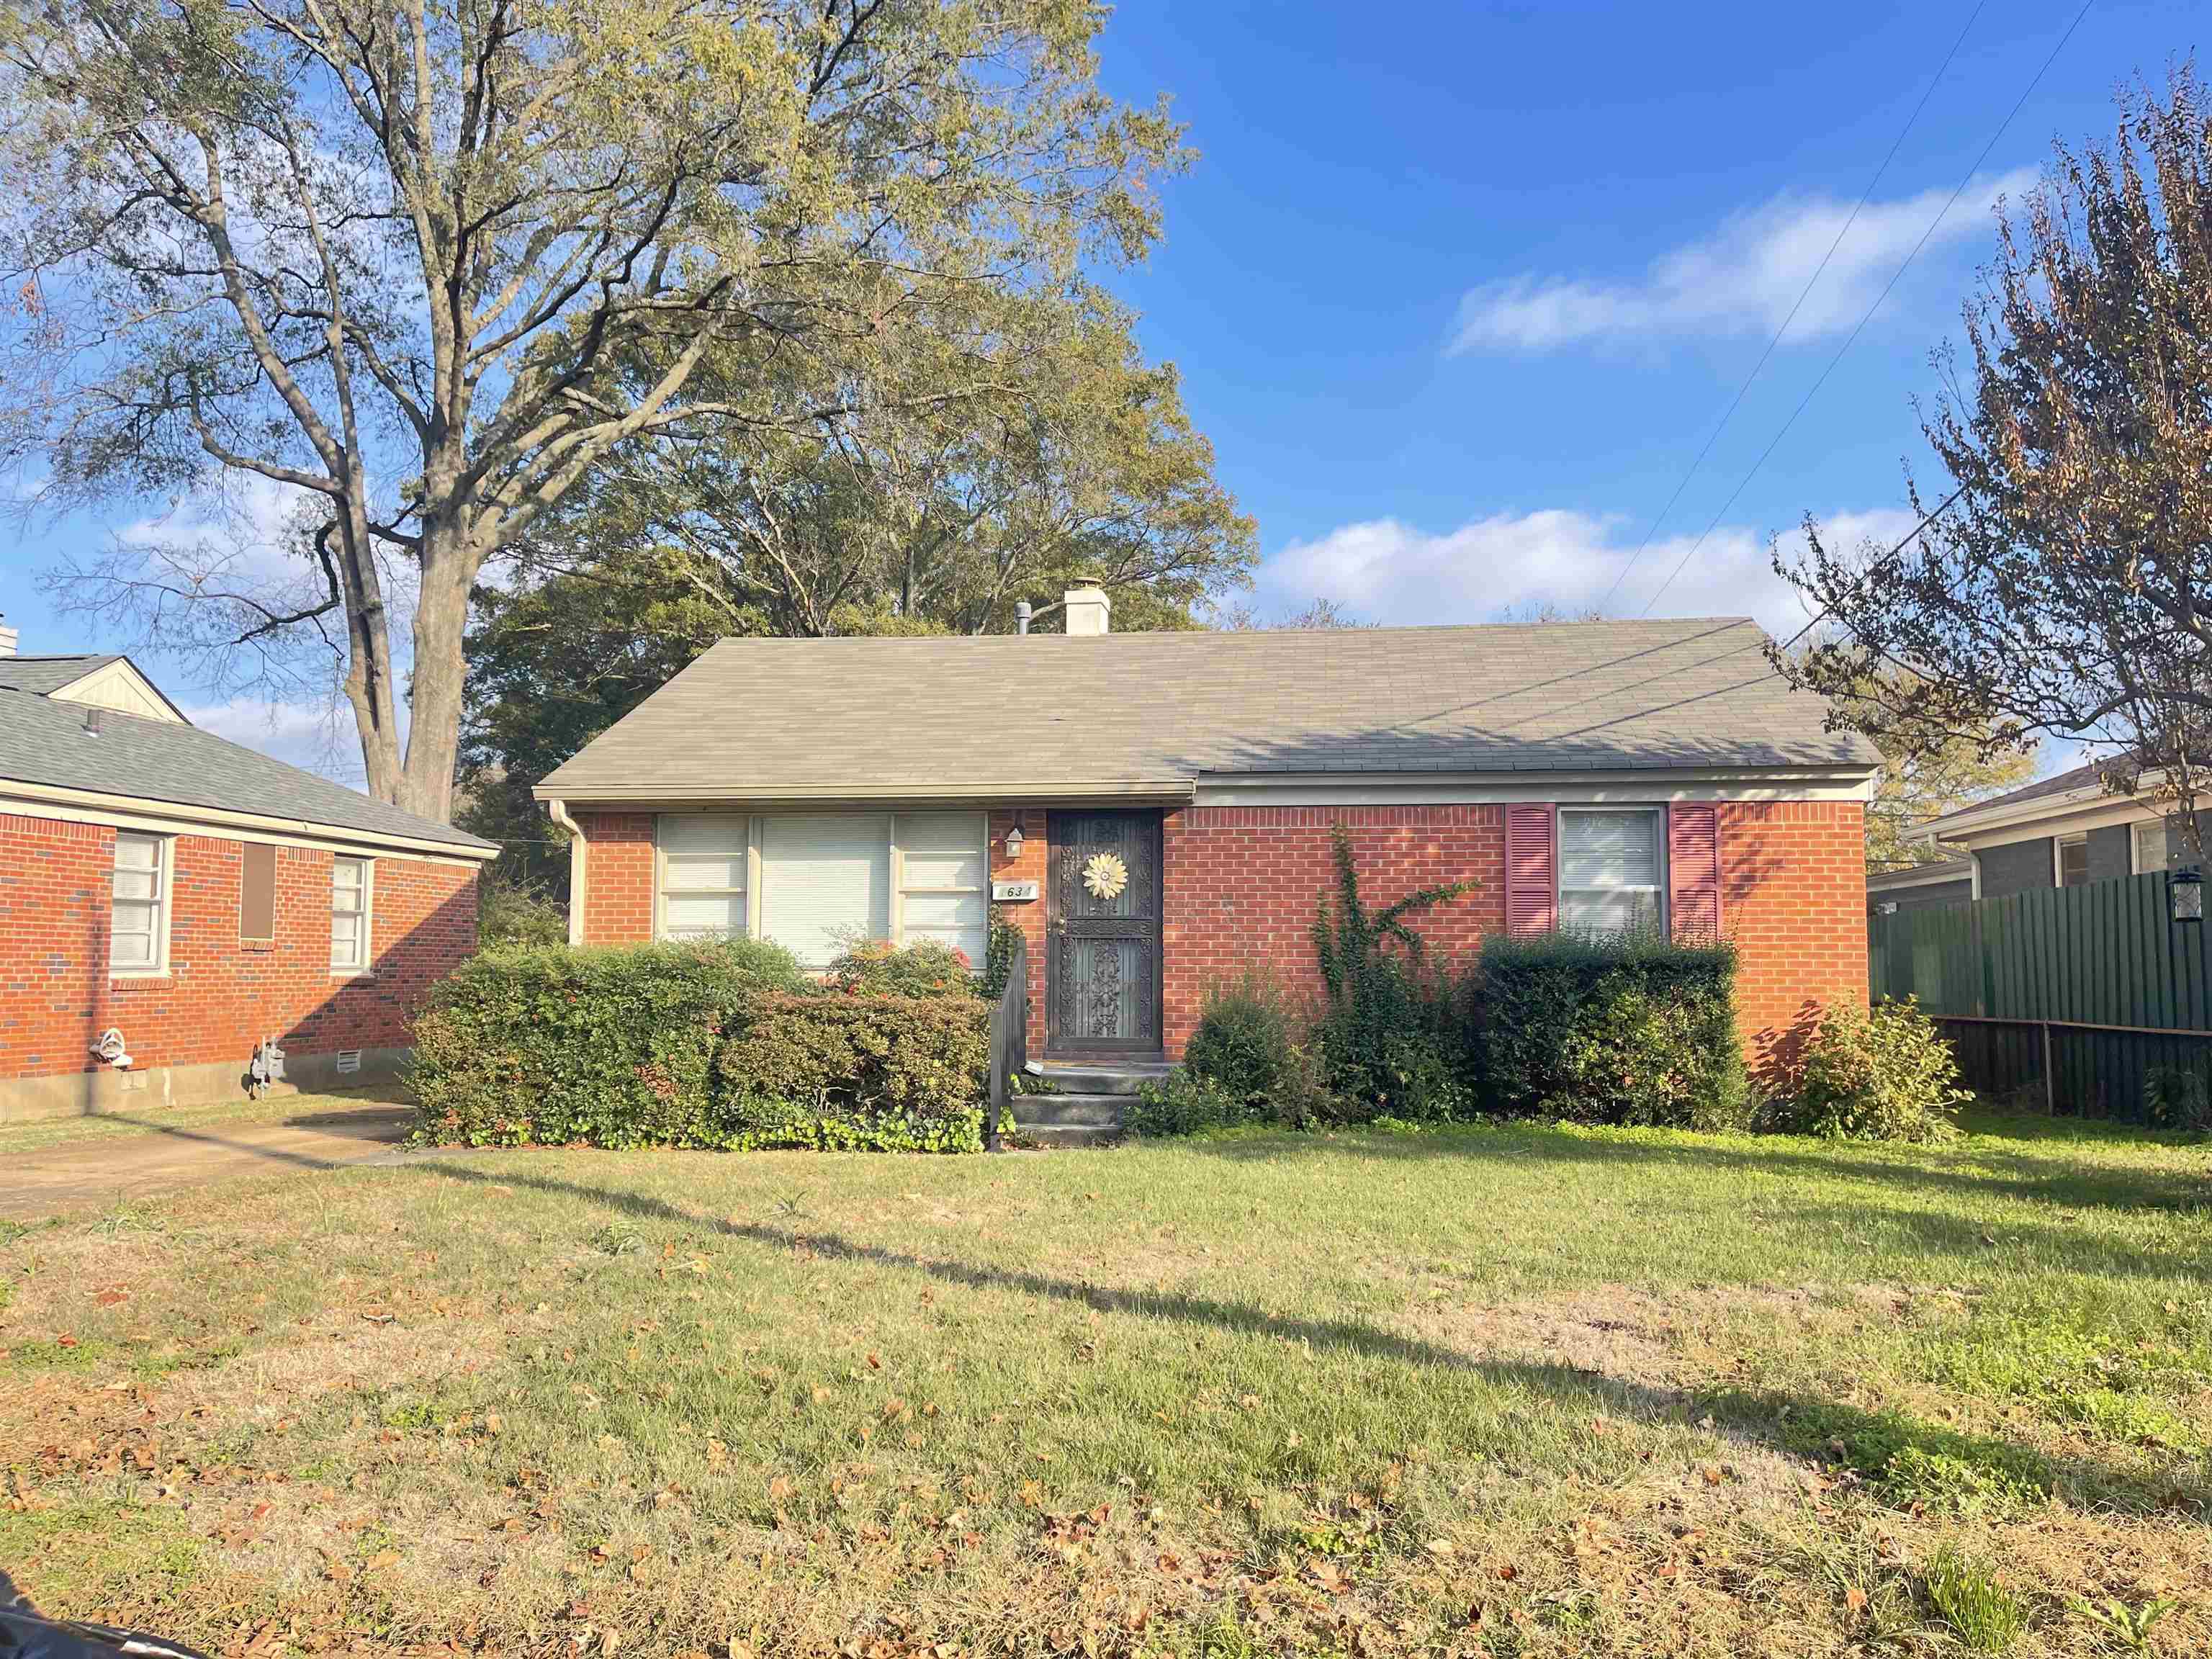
[2172,865,2203,925]
[1003,824,1024,857]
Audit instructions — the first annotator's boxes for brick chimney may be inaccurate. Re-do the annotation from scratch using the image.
[1063,585,1112,636]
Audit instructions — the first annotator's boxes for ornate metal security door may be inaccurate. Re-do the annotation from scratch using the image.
[1046,811,1164,1055]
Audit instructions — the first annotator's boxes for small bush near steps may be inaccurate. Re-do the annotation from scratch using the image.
[1764,996,1968,1143]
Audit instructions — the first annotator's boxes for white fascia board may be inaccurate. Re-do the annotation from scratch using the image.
[1866,862,1974,892]
[1191,767,1874,806]
[0,780,498,866]
[542,780,1199,809]
[1939,794,2163,848]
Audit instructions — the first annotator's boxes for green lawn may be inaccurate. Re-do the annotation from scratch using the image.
[1,1112,2206,1657]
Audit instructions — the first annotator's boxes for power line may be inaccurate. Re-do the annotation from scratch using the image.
[1636,0,2095,619]
[1773,481,1966,653]
[1595,0,1990,614]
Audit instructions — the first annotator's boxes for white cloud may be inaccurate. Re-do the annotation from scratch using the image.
[181,694,365,785]
[117,470,318,583]
[1449,168,2037,353]
[1256,505,1921,638]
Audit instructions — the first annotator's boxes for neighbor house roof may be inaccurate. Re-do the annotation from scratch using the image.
[1866,856,1973,893]
[538,616,1878,805]
[1923,757,2167,842]
[0,683,498,857]
[0,653,127,697]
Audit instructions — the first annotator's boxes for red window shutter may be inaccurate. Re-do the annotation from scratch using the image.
[1668,802,1722,940]
[1505,804,1556,937]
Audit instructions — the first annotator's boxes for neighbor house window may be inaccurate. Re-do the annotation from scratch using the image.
[1557,807,1664,934]
[2133,819,2169,874]
[2056,833,2089,887]
[110,832,169,974]
[331,856,373,972]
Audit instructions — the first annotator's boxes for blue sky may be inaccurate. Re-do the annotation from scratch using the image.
[0,0,2195,778]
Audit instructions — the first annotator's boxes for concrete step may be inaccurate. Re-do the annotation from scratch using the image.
[1035,1059,1172,1096]
[1011,1092,1123,1128]
[1012,1121,1123,1148]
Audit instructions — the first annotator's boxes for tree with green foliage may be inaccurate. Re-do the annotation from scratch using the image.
[1799,663,2038,873]
[1777,68,2212,845]
[1,0,1183,819]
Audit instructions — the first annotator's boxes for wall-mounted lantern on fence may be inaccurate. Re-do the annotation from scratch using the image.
[2171,865,2203,925]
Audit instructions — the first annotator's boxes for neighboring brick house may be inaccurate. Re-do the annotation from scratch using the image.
[536,590,1877,1079]
[0,641,497,1120]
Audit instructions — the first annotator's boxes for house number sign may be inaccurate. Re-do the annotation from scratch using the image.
[992,879,1040,902]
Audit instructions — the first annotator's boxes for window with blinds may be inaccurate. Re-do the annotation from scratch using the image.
[659,814,750,940]
[894,812,988,969]
[759,814,891,970]
[655,811,986,972]
[1558,807,1665,935]
[110,832,168,973]
[331,855,373,971]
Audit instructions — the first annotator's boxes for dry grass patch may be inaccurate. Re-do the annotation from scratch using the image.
[1,1112,2207,1657]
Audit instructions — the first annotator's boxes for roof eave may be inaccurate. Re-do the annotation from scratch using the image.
[0,775,500,861]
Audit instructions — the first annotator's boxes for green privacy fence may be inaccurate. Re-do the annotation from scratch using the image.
[1866,871,2212,1122]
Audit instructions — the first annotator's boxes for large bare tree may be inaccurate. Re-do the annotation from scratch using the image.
[1778,68,2212,843]
[0,0,1179,818]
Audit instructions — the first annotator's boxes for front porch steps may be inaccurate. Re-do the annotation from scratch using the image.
[1006,1056,1171,1146]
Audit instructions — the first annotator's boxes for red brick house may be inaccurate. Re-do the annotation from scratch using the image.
[0,642,497,1120]
[536,591,1875,1079]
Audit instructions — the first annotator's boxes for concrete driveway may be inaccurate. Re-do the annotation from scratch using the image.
[0,1102,415,1221]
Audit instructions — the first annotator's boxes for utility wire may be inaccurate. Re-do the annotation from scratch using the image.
[1636,0,2095,619]
[1773,481,1967,653]
[1595,0,1990,614]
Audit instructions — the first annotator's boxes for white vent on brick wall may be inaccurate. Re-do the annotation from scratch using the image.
[336,1049,362,1075]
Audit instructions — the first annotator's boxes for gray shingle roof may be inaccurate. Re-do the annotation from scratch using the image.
[0,654,123,696]
[0,687,497,853]
[539,616,1877,802]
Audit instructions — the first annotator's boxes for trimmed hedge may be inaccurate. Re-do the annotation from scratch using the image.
[715,992,989,1151]
[410,940,991,1154]
[410,939,804,1148]
[1478,930,1748,1129]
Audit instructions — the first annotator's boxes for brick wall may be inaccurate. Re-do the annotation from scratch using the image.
[1717,800,1869,1073]
[0,811,479,1082]
[1161,806,1506,1052]
[578,799,1866,1079]
[578,812,655,945]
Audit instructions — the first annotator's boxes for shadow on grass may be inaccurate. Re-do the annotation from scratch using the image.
[1186,1118,2212,1223]
[414,1158,2208,1521]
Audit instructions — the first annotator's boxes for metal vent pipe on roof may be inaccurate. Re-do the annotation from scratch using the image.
[1015,600,1031,635]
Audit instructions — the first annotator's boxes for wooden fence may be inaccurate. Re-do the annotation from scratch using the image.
[1867,871,2212,1122]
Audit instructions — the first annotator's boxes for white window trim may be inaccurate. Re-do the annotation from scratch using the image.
[2054,831,2089,889]
[331,854,375,976]
[653,811,989,963]
[1556,804,1668,935]
[2131,817,2166,876]
[654,814,759,942]
[110,831,174,979]
[892,811,989,966]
